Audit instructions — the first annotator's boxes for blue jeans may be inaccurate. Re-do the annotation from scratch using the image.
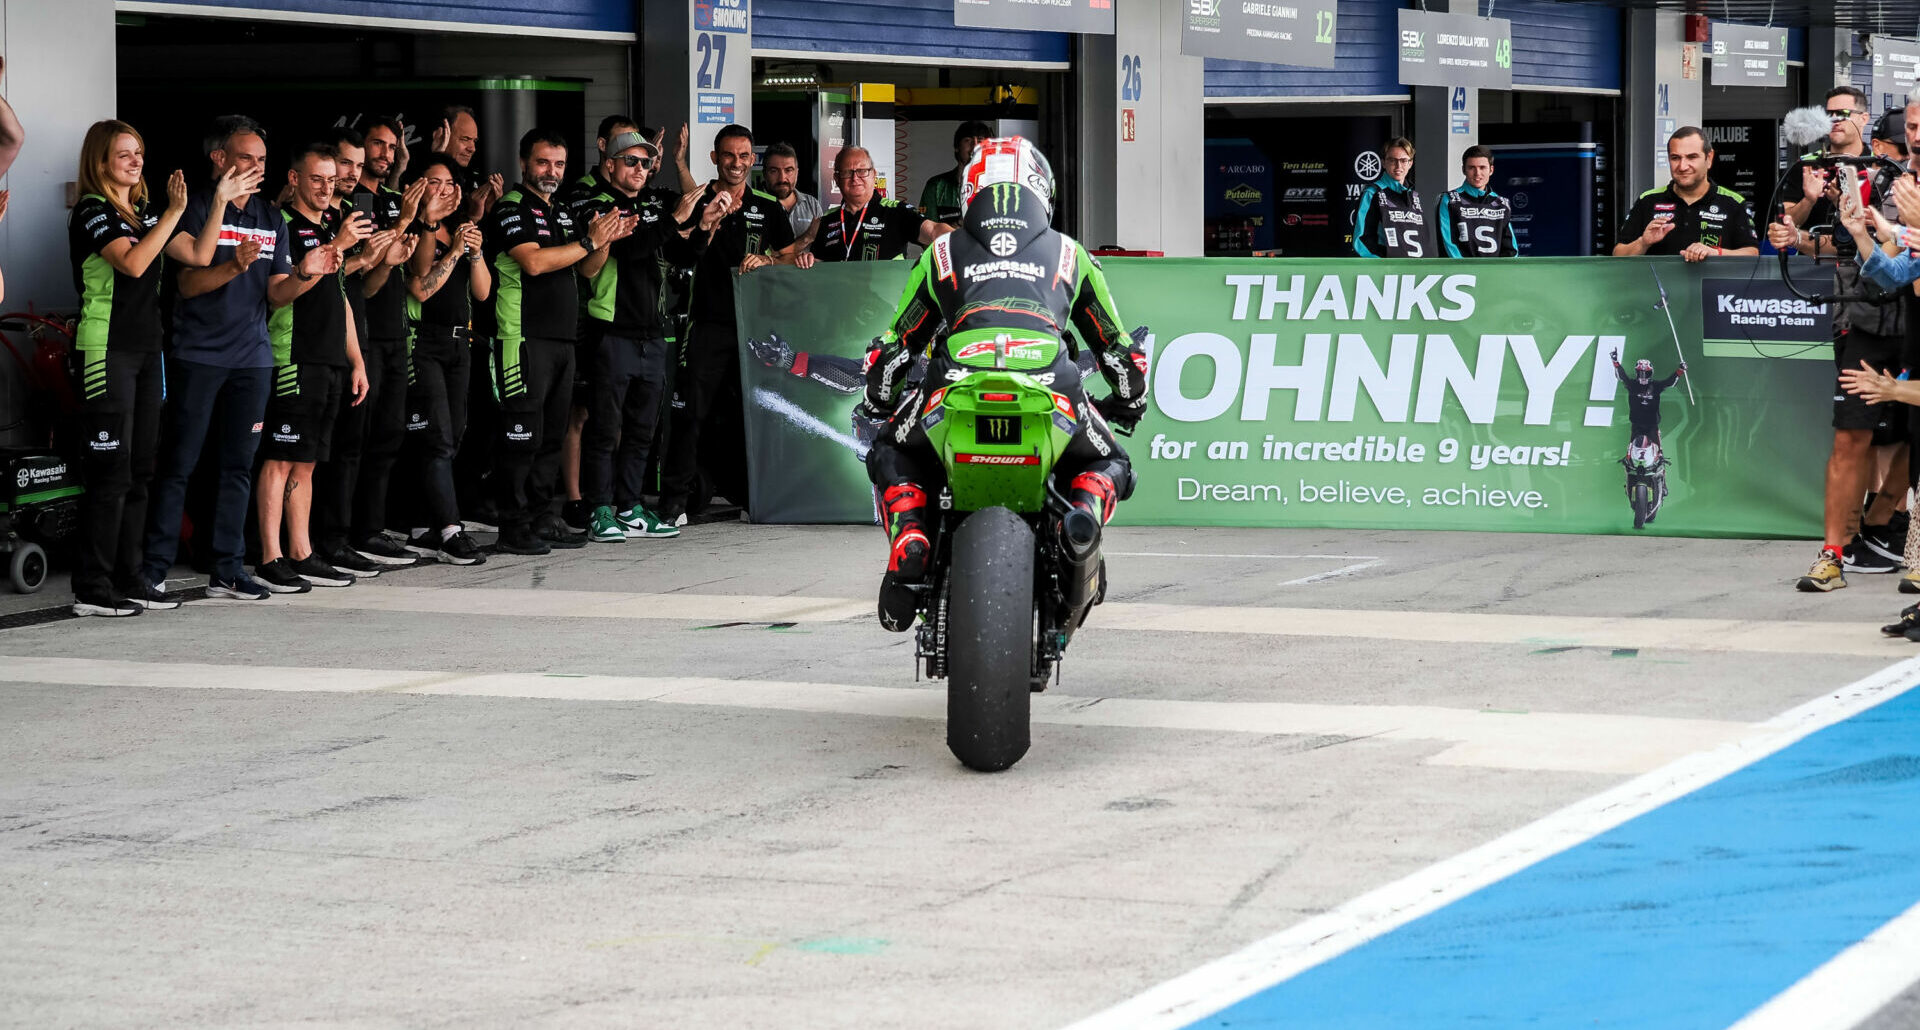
[141,357,269,584]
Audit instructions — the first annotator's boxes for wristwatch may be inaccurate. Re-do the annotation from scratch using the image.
[580,236,598,254]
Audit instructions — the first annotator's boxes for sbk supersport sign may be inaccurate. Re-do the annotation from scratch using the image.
[735,258,1830,538]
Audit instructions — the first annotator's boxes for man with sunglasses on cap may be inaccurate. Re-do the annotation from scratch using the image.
[566,129,730,543]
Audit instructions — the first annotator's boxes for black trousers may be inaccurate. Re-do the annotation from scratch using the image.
[455,335,497,515]
[492,336,573,531]
[313,359,369,552]
[349,335,410,540]
[660,320,747,513]
[582,327,670,510]
[403,330,471,531]
[71,349,164,598]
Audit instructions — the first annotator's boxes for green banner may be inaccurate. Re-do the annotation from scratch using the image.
[735,258,1833,538]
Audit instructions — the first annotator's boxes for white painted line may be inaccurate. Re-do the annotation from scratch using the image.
[1727,896,1920,1030]
[0,656,1763,775]
[1056,656,1920,1030]
[193,586,1909,657]
[1108,553,1382,560]
[1279,560,1384,586]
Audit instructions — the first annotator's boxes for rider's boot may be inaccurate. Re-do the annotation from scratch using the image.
[1063,472,1118,560]
[878,483,929,632]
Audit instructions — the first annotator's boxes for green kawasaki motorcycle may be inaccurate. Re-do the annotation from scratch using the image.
[904,332,1139,773]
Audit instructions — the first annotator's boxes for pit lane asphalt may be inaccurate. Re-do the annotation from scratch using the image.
[2,524,1915,1028]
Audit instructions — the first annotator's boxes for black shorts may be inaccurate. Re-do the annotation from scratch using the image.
[572,327,598,409]
[260,364,346,463]
[1834,329,1904,432]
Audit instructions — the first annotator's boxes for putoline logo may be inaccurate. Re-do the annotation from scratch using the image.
[1355,151,1383,181]
[1225,184,1262,206]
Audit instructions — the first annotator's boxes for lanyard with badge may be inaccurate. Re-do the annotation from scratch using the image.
[838,200,871,261]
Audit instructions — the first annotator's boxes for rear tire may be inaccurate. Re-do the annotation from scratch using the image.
[946,507,1034,772]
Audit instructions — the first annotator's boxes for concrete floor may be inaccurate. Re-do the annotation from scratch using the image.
[2,525,1916,1028]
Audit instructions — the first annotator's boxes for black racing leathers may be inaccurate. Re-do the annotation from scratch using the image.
[1616,363,1679,437]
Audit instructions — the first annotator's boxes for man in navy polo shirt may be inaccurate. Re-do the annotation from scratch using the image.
[140,115,338,601]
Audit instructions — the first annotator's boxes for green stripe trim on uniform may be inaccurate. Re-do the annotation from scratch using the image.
[76,218,117,355]
[79,349,109,402]
[274,363,302,398]
[1715,185,1747,202]
[492,250,527,397]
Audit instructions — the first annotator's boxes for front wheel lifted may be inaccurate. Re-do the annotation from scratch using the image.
[946,507,1035,772]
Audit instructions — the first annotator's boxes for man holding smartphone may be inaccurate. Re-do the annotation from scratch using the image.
[1769,88,1911,591]
[1614,126,1759,261]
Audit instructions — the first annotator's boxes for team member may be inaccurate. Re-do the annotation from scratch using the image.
[764,143,820,238]
[142,116,327,602]
[574,130,730,543]
[311,127,408,579]
[862,137,1148,630]
[556,115,644,530]
[402,153,492,565]
[432,105,503,220]
[1769,100,1906,591]
[484,128,632,555]
[797,147,950,266]
[657,124,795,526]
[1353,137,1429,258]
[65,120,222,615]
[344,117,426,567]
[919,120,991,225]
[1781,87,1873,231]
[1616,127,1760,262]
[1434,145,1518,258]
[255,142,368,593]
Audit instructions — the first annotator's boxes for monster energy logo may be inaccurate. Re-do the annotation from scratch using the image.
[987,182,1019,214]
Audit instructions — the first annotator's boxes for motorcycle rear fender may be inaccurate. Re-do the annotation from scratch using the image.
[926,371,1077,513]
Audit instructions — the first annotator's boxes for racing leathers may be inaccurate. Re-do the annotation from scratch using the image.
[1614,358,1683,441]
[860,187,1149,616]
[1353,177,1429,258]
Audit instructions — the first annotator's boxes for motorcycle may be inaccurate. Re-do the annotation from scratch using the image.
[901,330,1140,773]
[1621,433,1669,530]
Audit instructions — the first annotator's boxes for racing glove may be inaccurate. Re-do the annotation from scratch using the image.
[1094,394,1147,434]
[747,333,796,373]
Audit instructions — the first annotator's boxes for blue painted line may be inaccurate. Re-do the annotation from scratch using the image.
[1185,683,1920,1029]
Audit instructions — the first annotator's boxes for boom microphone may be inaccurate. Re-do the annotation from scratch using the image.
[1783,106,1832,148]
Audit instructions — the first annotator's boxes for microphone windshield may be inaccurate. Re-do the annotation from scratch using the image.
[1783,106,1832,148]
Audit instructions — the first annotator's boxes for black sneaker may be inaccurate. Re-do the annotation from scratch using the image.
[1843,535,1900,575]
[1881,608,1920,637]
[292,554,355,588]
[1863,524,1906,563]
[206,572,270,600]
[404,529,442,560]
[877,573,917,633]
[120,578,182,610]
[495,525,551,556]
[535,512,587,549]
[560,499,592,532]
[255,558,312,594]
[72,590,141,618]
[321,546,382,579]
[355,534,419,566]
[437,530,487,566]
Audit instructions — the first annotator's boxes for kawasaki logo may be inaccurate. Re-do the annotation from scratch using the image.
[955,453,1041,465]
[15,468,28,488]
[1715,294,1827,315]
[1225,184,1262,206]
[16,464,69,488]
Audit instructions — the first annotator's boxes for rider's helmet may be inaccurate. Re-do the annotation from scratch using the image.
[1635,358,1653,382]
[959,136,1055,218]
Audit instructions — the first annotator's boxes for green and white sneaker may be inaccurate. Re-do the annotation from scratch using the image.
[616,504,680,539]
[587,506,627,543]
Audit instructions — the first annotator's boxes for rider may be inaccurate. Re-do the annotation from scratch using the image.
[858,137,1150,630]
[1612,348,1685,445]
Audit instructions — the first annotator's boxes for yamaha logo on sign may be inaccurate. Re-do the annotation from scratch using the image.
[1355,151,1383,182]
[989,232,1018,257]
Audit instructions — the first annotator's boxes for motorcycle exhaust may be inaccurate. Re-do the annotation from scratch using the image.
[1061,508,1102,619]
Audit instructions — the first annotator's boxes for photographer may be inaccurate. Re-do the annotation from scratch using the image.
[1768,93,1911,592]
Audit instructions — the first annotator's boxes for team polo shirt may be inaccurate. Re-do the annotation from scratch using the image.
[566,182,702,335]
[270,206,349,367]
[1619,181,1758,255]
[688,185,793,325]
[350,183,409,342]
[919,170,963,223]
[170,188,293,368]
[68,195,163,353]
[486,186,582,345]
[808,197,922,262]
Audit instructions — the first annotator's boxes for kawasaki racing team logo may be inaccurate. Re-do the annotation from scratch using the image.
[14,468,27,489]
[990,232,1018,257]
